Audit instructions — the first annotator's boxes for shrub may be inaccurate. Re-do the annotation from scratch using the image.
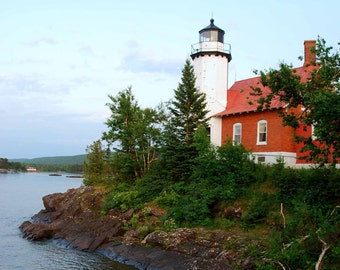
[135,169,167,202]
[155,189,180,207]
[242,193,274,229]
[166,194,213,226]
[102,187,142,212]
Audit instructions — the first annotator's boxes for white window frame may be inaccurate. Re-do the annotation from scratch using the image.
[233,123,242,145]
[311,124,317,140]
[257,120,267,145]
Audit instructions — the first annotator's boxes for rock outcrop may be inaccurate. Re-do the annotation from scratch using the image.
[20,186,256,270]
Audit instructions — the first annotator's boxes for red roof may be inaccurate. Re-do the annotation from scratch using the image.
[215,65,314,117]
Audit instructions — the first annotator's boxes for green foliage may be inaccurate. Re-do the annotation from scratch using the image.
[163,139,262,226]
[7,155,85,172]
[242,193,274,228]
[162,218,178,231]
[271,163,340,210]
[102,86,165,180]
[110,152,138,183]
[0,158,26,171]
[135,167,167,202]
[254,165,340,270]
[102,86,140,153]
[252,37,340,166]
[8,161,26,171]
[0,158,9,169]
[102,184,142,212]
[11,155,87,165]
[161,59,209,182]
[154,189,181,207]
[83,140,107,186]
[168,58,209,146]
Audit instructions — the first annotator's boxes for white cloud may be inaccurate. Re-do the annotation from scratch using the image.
[119,51,183,75]
[22,36,59,47]
[78,45,95,57]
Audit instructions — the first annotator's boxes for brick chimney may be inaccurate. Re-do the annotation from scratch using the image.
[304,40,316,65]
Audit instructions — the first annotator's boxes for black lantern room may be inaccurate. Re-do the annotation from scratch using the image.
[199,18,225,43]
[191,19,231,62]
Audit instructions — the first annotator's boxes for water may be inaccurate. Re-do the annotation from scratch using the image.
[0,172,135,270]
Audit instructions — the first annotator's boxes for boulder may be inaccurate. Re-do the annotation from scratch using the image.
[21,222,54,240]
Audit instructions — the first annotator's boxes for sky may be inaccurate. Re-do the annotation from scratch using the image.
[1,0,339,159]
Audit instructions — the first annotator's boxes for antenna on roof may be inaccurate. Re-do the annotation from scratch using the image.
[211,11,214,19]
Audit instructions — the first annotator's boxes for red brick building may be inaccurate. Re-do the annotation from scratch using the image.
[214,41,317,166]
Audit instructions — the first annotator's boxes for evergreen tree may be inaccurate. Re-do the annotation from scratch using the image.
[83,140,105,186]
[162,59,209,182]
[0,158,8,169]
[169,59,209,145]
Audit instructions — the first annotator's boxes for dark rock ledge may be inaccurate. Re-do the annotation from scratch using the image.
[19,186,256,270]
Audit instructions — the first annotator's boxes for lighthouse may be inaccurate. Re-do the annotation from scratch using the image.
[191,18,231,146]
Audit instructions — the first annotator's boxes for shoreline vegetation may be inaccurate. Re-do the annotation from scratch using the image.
[0,155,86,174]
[20,163,340,270]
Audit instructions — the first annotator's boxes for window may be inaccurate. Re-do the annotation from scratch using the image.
[257,156,266,163]
[210,30,218,41]
[200,32,210,42]
[257,120,267,145]
[199,30,218,42]
[233,123,242,145]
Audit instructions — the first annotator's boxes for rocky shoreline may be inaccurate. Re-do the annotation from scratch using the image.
[20,186,257,270]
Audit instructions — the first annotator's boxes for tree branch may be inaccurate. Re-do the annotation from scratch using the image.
[330,205,339,216]
[282,235,310,250]
[315,237,330,270]
[263,258,286,270]
[280,203,286,229]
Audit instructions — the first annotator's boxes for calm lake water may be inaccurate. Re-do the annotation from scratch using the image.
[0,172,135,270]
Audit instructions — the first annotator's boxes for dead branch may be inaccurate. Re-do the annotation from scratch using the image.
[315,237,330,270]
[282,234,310,251]
[280,203,286,229]
[330,205,339,216]
[263,258,286,270]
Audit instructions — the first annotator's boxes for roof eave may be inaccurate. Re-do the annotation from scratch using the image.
[213,106,285,117]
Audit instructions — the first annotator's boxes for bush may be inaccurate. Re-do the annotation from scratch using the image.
[135,169,168,202]
[242,193,274,228]
[155,189,180,208]
[166,194,213,226]
[102,184,143,212]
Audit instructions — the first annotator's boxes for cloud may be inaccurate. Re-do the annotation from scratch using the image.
[0,71,108,158]
[119,50,183,75]
[23,36,58,47]
[0,73,69,97]
[117,39,183,76]
[78,45,95,56]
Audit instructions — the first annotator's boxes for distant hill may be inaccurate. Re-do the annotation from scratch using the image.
[10,154,87,165]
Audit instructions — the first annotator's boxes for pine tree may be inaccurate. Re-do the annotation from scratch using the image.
[83,140,105,186]
[162,59,209,182]
[169,58,209,145]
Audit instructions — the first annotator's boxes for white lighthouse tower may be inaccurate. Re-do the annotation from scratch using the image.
[191,19,231,146]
